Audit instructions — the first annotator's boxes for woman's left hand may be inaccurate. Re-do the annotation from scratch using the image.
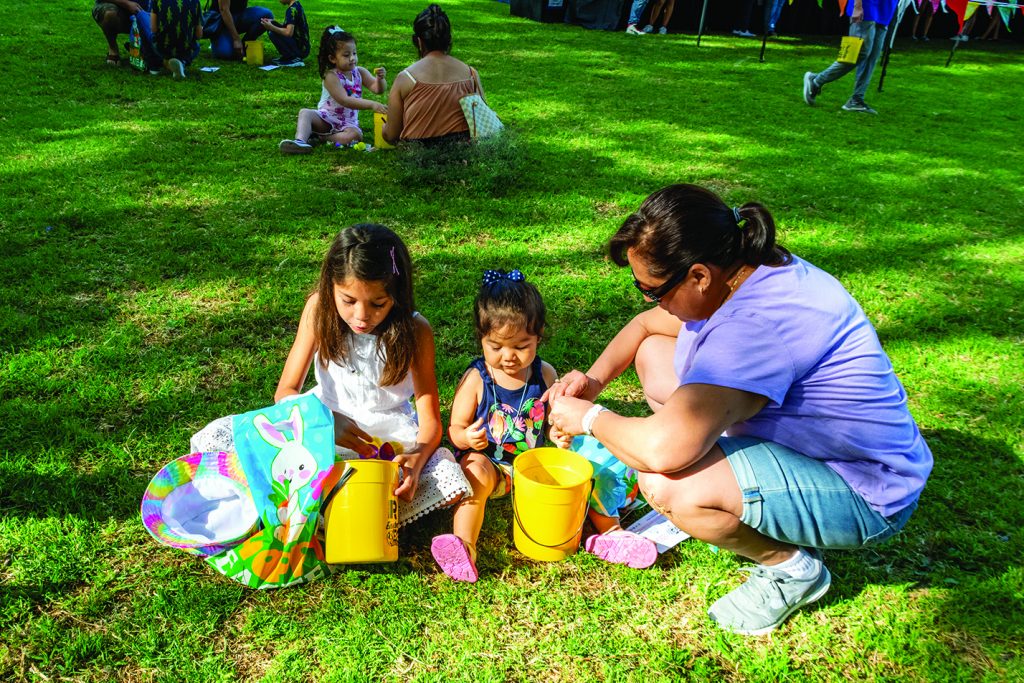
[392,451,425,502]
[549,396,594,438]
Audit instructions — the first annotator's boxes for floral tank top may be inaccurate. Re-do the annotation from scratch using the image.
[459,356,548,461]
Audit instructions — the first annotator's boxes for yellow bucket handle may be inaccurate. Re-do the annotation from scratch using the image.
[320,465,356,512]
[511,478,594,549]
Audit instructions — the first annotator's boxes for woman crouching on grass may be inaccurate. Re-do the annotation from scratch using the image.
[547,183,932,636]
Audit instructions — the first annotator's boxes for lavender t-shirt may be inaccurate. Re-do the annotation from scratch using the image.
[673,256,932,517]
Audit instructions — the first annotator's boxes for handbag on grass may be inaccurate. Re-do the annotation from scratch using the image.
[459,68,503,140]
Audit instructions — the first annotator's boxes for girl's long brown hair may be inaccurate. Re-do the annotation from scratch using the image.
[314,224,416,386]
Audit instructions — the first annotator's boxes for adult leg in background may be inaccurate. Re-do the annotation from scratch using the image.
[93,2,131,61]
[851,21,886,103]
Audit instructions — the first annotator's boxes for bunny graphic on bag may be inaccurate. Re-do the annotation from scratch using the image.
[254,406,318,545]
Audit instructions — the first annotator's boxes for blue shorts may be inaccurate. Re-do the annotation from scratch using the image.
[721,437,917,550]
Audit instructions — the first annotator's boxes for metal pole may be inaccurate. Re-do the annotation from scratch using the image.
[759,0,771,62]
[697,0,709,47]
[877,42,891,91]
[945,35,961,67]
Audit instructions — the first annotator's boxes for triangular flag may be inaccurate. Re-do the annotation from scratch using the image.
[998,5,1013,29]
[946,0,969,29]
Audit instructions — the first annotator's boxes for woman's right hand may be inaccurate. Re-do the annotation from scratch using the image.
[371,102,388,114]
[464,417,489,452]
[542,369,591,404]
[333,412,374,457]
[232,38,244,58]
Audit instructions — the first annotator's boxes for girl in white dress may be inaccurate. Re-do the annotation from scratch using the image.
[192,224,468,524]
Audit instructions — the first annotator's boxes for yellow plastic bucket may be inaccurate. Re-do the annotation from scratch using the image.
[245,40,263,66]
[512,448,593,562]
[324,460,399,563]
[374,112,394,149]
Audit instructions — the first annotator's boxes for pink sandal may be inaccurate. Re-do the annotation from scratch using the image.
[431,534,478,582]
[584,530,658,569]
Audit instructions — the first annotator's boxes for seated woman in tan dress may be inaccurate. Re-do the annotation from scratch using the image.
[383,4,489,146]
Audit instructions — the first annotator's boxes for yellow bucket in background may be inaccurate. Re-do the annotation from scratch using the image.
[374,112,394,149]
[836,35,863,64]
[324,460,399,564]
[245,40,264,66]
[512,448,593,562]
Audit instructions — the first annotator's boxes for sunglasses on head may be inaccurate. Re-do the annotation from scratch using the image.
[632,267,689,302]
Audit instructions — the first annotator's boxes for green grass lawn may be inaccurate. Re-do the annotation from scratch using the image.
[1,0,1022,680]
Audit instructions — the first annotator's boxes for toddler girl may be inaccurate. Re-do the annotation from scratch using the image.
[192,224,468,520]
[279,26,388,154]
[431,270,656,582]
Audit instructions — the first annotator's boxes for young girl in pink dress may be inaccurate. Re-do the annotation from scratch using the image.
[279,26,388,154]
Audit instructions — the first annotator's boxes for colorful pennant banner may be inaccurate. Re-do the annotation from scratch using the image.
[818,0,1022,31]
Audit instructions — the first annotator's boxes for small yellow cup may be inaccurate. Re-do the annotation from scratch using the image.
[374,112,395,150]
[245,40,264,66]
[837,36,863,65]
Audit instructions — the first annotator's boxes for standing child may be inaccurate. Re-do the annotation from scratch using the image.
[150,0,201,78]
[643,0,676,34]
[431,269,657,583]
[279,26,388,154]
[802,0,898,115]
[260,0,310,67]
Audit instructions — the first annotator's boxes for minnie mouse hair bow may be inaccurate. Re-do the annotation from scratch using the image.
[482,269,525,286]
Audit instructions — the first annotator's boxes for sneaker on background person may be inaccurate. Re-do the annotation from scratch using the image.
[279,139,313,154]
[841,98,878,114]
[802,72,820,106]
[168,58,185,80]
[625,24,644,35]
[642,24,654,33]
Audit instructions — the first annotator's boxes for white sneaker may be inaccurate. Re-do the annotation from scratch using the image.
[279,139,313,154]
[625,24,643,35]
[168,58,185,80]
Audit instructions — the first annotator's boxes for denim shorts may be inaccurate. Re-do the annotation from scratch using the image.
[721,437,917,550]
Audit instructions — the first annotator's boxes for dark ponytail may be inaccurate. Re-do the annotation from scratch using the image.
[609,184,791,279]
[733,202,789,267]
[412,4,453,54]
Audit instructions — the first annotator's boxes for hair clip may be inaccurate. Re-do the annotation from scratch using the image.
[328,26,345,34]
[390,246,400,275]
[482,269,525,286]
[732,206,746,228]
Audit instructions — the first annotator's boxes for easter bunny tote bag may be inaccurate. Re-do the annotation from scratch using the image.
[142,394,341,589]
[207,395,339,588]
